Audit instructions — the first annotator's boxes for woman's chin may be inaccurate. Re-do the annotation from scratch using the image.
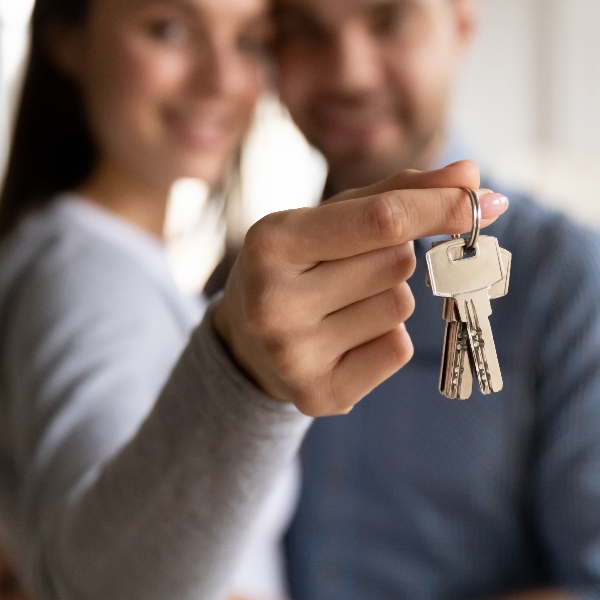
[144,129,241,188]
[160,155,231,189]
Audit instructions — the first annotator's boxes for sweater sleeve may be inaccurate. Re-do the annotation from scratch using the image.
[3,237,311,600]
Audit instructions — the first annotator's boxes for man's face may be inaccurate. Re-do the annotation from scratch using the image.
[275,0,476,189]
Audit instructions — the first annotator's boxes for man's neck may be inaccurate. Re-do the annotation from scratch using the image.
[323,135,448,199]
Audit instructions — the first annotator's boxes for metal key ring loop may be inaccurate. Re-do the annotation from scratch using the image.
[463,188,481,252]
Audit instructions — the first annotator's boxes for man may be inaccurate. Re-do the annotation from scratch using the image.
[275,0,600,598]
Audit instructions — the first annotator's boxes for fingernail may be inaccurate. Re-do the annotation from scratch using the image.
[479,192,509,219]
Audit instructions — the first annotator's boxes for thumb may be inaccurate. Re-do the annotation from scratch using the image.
[261,185,509,265]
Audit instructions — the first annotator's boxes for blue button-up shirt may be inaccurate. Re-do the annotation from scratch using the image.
[285,172,600,599]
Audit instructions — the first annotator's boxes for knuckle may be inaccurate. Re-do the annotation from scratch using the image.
[331,394,358,416]
[265,337,304,382]
[244,223,272,267]
[444,188,473,233]
[244,213,290,265]
[325,376,360,416]
[458,160,481,188]
[243,283,292,339]
[388,327,414,368]
[291,388,331,418]
[243,283,272,333]
[388,283,415,322]
[389,243,417,280]
[291,377,356,418]
[363,193,409,244]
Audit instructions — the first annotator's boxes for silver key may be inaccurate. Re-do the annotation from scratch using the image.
[440,298,473,399]
[490,248,512,299]
[427,236,473,400]
[456,289,502,393]
[427,235,508,395]
[430,240,474,399]
[438,243,511,397]
[428,237,511,398]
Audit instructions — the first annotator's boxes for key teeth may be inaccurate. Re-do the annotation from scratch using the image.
[440,304,473,400]
[465,299,502,395]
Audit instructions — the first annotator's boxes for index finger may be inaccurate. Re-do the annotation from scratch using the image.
[327,160,482,204]
[272,187,509,265]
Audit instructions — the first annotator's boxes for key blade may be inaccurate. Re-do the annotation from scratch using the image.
[440,300,473,400]
[457,290,503,394]
[452,322,473,400]
[439,319,456,396]
[443,297,457,321]
[456,325,474,399]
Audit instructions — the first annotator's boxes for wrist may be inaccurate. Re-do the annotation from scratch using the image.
[211,298,290,405]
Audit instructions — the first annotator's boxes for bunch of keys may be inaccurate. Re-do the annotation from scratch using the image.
[426,189,512,400]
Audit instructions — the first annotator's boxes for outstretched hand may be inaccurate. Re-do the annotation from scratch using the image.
[214,161,508,416]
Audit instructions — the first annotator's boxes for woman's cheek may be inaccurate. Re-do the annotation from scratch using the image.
[242,65,267,116]
[122,43,190,99]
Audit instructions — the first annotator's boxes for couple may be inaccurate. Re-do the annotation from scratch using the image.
[0,1,599,600]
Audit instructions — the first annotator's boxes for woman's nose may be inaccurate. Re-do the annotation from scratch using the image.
[191,41,257,98]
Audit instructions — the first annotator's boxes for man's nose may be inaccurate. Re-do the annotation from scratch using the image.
[331,24,385,92]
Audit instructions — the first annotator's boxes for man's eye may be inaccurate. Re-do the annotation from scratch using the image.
[273,7,327,46]
[370,5,415,37]
[274,12,326,46]
[148,19,189,43]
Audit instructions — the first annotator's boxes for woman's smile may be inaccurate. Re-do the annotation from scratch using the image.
[162,105,238,151]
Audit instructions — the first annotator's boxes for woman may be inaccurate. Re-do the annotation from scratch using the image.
[0,0,307,598]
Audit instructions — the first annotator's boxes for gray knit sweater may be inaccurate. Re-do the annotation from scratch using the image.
[0,196,310,600]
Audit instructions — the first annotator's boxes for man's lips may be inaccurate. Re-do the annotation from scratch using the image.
[310,103,397,136]
[312,108,398,143]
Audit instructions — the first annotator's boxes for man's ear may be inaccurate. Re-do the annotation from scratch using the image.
[45,23,86,80]
[452,0,479,54]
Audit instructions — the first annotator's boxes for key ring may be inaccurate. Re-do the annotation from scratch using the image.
[450,189,480,252]
[463,188,481,252]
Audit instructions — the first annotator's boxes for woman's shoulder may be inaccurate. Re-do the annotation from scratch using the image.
[1,199,151,301]
[0,197,191,333]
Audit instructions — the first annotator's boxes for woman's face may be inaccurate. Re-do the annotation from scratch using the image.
[64,0,271,187]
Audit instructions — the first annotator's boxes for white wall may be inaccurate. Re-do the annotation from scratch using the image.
[0,0,33,172]
[453,0,600,225]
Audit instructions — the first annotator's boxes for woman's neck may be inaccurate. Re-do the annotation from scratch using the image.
[75,156,171,239]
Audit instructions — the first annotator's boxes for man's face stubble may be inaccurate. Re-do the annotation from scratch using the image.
[274,0,476,191]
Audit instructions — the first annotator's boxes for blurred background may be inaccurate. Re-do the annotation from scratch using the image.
[1,0,599,287]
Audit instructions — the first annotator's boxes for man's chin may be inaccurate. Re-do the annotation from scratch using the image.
[325,150,413,190]
[308,121,445,190]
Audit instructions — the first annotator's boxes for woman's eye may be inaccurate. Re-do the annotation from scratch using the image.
[147,19,189,43]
